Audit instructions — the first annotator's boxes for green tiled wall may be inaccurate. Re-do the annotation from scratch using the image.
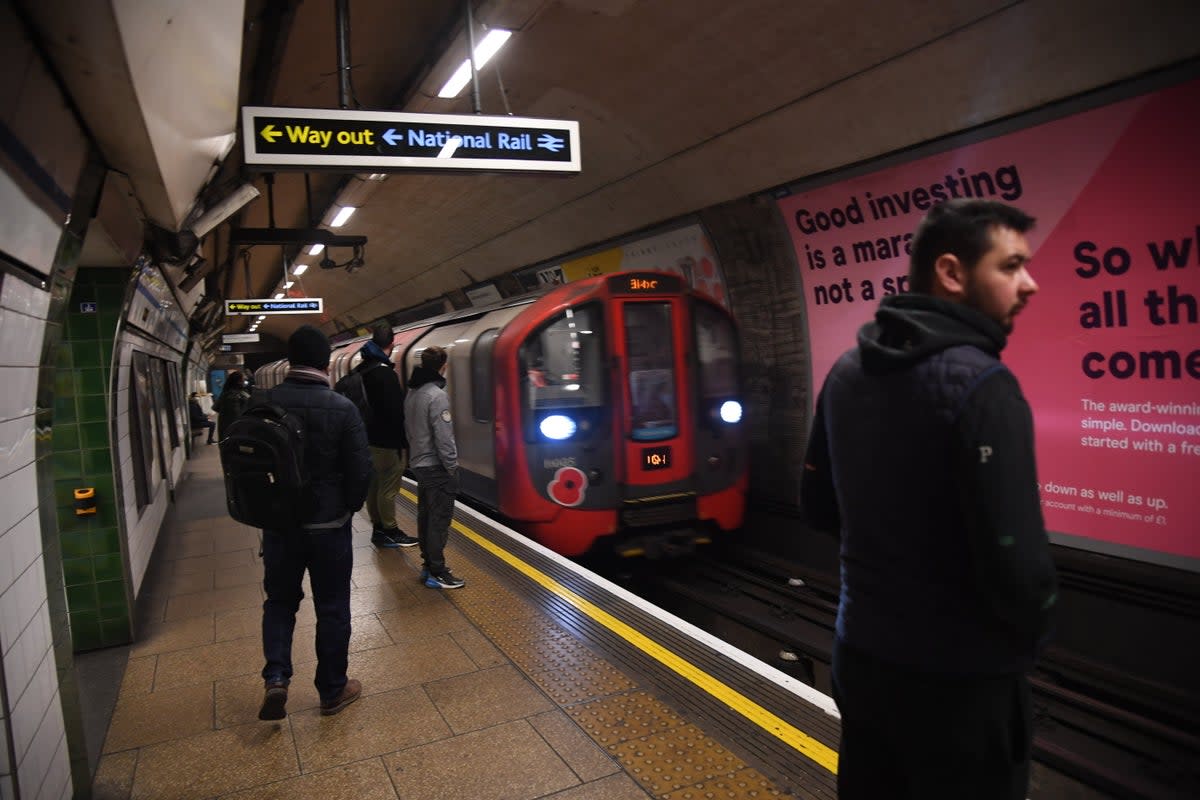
[53,268,131,651]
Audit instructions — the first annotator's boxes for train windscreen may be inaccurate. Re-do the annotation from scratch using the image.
[520,305,604,410]
[624,302,677,442]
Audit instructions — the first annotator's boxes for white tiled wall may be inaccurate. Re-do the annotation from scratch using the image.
[0,276,72,799]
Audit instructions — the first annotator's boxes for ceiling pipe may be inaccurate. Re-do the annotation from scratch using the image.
[465,0,481,114]
[336,0,352,109]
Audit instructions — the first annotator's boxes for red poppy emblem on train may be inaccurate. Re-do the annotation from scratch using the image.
[547,467,587,507]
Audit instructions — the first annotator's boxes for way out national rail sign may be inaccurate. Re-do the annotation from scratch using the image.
[242,106,581,173]
[225,298,323,316]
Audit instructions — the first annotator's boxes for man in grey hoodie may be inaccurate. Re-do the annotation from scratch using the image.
[403,345,464,589]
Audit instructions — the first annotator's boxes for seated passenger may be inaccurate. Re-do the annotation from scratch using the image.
[188,393,216,444]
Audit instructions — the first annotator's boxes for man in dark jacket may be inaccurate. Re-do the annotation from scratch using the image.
[257,325,370,721]
[213,370,251,441]
[356,324,417,548]
[801,199,1058,799]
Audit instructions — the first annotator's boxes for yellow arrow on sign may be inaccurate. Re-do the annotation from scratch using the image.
[260,124,281,143]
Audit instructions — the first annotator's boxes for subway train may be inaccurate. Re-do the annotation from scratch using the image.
[256,271,748,557]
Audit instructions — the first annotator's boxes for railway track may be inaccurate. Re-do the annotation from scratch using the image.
[612,544,1200,800]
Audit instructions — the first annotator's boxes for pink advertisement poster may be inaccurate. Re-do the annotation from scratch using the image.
[779,79,1199,567]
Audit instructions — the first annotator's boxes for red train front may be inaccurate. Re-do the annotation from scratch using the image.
[259,270,747,558]
[488,271,746,556]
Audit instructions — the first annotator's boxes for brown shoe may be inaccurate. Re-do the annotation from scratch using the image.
[320,679,361,716]
[258,682,288,721]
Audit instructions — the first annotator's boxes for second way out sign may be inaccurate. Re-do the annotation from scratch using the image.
[242,106,581,173]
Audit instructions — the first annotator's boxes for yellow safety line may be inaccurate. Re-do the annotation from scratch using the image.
[400,488,837,774]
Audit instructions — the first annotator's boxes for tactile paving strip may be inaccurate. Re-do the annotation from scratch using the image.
[397,487,835,799]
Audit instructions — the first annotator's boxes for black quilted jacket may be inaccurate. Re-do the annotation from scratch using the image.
[264,374,370,527]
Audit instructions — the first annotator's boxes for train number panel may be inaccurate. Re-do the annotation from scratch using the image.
[641,446,672,471]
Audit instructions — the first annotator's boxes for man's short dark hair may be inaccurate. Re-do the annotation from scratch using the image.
[420,345,447,372]
[288,325,331,370]
[371,323,394,348]
[908,199,1036,293]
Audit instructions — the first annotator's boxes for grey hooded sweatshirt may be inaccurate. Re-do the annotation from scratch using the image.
[403,365,458,472]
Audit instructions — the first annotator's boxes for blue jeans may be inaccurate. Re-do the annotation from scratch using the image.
[261,524,353,704]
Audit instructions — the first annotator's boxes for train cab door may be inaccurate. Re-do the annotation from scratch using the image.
[611,294,694,497]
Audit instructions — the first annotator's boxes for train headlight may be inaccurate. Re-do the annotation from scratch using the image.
[719,400,743,424]
[540,414,578,440]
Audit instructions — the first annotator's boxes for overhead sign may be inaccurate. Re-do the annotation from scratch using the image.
[222,333,261,344]
[225,298,324,316]
[241,106,581,173]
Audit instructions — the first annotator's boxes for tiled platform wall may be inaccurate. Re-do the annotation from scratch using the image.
[0,273,72,800]
[53,268,132,651]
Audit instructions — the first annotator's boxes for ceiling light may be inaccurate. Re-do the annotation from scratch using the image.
[367,173,387,181]
[437,29,513,98]
[437,136,463,159]
[308,243,325,256]
[191,183,260,238]
[329,206,356,227]
[293,263,309,276]
[284,281,294,288]
[274,292,284,299]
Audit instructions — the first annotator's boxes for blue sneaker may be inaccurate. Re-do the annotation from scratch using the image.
[418,568,429,584]
[425,571,465,589]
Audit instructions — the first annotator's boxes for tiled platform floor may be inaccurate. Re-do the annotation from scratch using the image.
[89,444,786,800]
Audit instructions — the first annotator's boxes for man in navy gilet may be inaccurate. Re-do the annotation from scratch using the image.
[802,199,1058,799]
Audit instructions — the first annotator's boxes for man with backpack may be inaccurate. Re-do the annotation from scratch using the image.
[252,325,370,720]
[339,323,417,548]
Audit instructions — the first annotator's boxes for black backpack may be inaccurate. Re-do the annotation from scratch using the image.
[219,398,313,528]
[334,361,382,426]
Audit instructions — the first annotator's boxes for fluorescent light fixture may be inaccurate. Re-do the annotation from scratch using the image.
[284,281,294,289]
[257,315,266,321]
[329,206,356,227]
[191,182,260,238]
[437,136,463,159]
[293,263,309,276]
[437,29,513,98]
[367,173,387,181]
[274,292,284,299]
[308,243,325,256]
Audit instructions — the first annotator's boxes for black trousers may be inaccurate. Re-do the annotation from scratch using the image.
[832,639,1032,800]
[261,524,353,704]
[413,465,457,575]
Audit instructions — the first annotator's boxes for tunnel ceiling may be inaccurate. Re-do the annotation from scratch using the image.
[230,0,1012,339]
[21,0,1200,343]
